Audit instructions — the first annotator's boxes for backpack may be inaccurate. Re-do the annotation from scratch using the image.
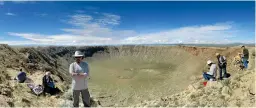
[33,85,43,95]
[220,56,227,63]
[47,81,55,88]
[27,84,43,96]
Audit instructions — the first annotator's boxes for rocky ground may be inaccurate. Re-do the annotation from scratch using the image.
[133,47,255,107]
[0,44,254,107]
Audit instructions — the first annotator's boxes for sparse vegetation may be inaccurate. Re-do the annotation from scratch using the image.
[0,44,255,107]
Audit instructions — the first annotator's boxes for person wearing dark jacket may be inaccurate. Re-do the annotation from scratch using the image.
[42,72,60,95]
[216,53,227,80]
[15,69,27,83]
[241,45,249,69]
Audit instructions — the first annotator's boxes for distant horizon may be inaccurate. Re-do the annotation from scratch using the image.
[7,42,255,48]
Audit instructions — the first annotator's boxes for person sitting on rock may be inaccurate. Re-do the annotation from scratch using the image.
[42,72,60,95]
[203,60,217,81]
[14,69,27,83]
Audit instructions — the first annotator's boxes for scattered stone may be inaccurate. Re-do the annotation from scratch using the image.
[222,86,232,96]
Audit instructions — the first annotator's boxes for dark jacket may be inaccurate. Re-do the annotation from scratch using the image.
[243,48,249,59]
[17,72,27,82]
[42,75,59,95]
[42,75,54,89]
[217,55,227,68]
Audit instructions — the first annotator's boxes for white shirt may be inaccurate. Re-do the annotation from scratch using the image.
[207,64,217,77]
[69,62,90,90]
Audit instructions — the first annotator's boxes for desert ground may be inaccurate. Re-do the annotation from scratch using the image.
[0,44,255,107]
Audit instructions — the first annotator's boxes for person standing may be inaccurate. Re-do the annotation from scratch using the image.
[241,45,249,69]
[69,51,91,107]
[216,53,227,80]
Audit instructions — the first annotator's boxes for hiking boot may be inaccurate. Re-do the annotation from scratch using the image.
[218,78,223,80]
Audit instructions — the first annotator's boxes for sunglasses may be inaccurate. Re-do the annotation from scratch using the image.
[75,57,83,59]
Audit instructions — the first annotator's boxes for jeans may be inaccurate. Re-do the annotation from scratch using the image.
[242,58,248,69]
[73,89,91,107]
[203,72,214,80]
[219,66,227,80]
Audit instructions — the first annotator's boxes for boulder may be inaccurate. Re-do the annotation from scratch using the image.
[222,86,232,96]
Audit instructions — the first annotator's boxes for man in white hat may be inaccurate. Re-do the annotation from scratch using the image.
[202,60,217,81]
[69,51,91,107]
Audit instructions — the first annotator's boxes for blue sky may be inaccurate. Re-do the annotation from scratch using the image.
[0,1,255,45]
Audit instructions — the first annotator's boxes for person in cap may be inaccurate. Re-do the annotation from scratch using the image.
[14,69,27,83]
[241,45,249,69]
[202,60,217,81]
[69,51,91,107]
[216,53,227,80]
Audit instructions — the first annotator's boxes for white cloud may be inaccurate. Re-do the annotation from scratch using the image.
[121,23,241,44]
[7,32,112,45]
[68,14,93,27]
[96,13,121,26]
[5,12,252,46]
[63,13,132,39]
[0,41,39,45]
[5,12,16,16]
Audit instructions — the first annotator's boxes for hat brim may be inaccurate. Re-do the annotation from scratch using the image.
[73,55,84,57]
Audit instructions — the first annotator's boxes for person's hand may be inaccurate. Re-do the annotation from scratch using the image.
[77,73,87,78]
[79,73,87,76]
[71,73,78,76]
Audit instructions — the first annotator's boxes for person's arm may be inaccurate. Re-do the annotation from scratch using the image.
[69,63,77,76]
[207,66,214,75]
[221,56,226,64]
[219,56,226,66]
[42,76,47,87]
[87,63,90,78]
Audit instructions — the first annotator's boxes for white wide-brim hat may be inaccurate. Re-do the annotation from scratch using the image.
[73,51,84,57]
[207,60,212,65]
[46,71,51,76]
